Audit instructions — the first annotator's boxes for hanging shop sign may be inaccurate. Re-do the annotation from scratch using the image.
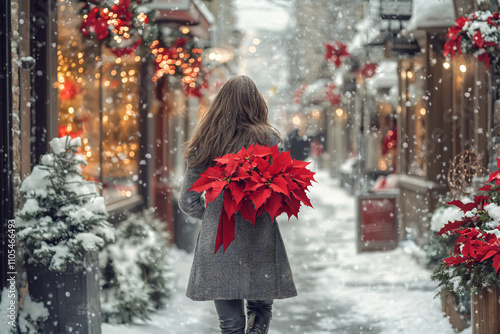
[357,192,399,252]
[380,0,412,21]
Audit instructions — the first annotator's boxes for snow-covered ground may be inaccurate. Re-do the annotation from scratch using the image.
[103,170,470,334]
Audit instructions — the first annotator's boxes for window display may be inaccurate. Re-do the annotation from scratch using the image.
[57,1,140,203]
[401,58,427,177]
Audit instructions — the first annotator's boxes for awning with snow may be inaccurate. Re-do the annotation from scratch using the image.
[405,0,456,31]
[148,0,214,42]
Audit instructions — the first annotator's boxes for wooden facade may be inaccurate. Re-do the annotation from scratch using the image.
[398,27,490,243]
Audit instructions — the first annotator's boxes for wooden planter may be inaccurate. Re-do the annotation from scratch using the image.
[471,286,500,334]
[27,252,102,334]
[440,292,469,332]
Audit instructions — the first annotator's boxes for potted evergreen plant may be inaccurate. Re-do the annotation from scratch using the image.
[16,136,114,334]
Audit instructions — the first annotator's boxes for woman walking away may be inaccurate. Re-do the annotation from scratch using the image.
[179,75,297,334]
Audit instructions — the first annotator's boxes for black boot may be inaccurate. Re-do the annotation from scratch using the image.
[245,300,273,334]
[214,300,246,334]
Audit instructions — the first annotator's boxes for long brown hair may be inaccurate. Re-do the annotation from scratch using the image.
[184,75,280,168]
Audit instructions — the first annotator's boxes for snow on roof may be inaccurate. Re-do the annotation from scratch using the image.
[349,15,382,54]
[405,0,456,31]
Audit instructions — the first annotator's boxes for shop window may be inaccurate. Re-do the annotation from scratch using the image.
[401,58,427,177]
[56,1,140,203]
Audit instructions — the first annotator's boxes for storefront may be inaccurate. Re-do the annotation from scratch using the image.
[396,0,490,244]
[364,60,399,176]
[327,67,356,178]
[2,0,213,255]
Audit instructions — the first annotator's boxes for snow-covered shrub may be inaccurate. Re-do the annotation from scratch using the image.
[100,209,172,324]
[16,136,114,272]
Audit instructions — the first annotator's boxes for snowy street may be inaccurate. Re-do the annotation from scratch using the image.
[103,170,466,334]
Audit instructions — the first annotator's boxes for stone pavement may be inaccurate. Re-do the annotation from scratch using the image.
[104,170,457,334]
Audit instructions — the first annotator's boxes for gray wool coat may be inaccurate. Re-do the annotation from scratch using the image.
[179,133,297,301]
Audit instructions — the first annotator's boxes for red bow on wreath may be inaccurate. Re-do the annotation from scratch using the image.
[189,144,316,253]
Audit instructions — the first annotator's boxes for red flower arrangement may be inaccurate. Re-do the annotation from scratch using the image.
[432,159,500,299]
[325,82,341,107]
[189,144,316,253]
[80,0,151,57]
[324,41,350,68]
[443,11,500,69]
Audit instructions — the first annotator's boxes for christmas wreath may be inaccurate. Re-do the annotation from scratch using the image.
[79,0,153,57]
[443,10,500,69]
[189,144,316,253]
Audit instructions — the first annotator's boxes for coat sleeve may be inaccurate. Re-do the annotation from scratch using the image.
[179,167,206,220]
[269,132,284,153]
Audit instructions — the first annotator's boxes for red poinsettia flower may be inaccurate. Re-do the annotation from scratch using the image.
[478,52,491,69]
[473,30,485,49]
[487,158,500,184]
[81,7,110,41]
[448,16,470,35]
[325,41,350,68]
[325,82,341,106]
[438,158,500,273]
[487,16,498,27]
[190,144,316,252]
[359,63,378,78]
[443,34,463,57]
[112,0,133,23]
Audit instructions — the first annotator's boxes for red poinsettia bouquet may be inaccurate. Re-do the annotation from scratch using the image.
[432,159,500,298]
[189,144,316,253]
[443,11,500,69]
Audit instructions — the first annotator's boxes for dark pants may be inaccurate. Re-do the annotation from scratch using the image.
[214,299,273,334]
